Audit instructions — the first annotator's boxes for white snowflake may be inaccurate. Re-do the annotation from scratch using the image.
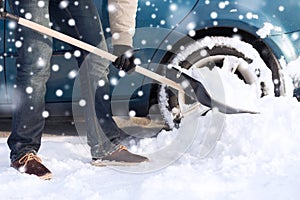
[15,41,22,48]
[169,3,177,11]
[137,90,143,97]
[26,87,33,94]
[110,77,118,86]
[59,0,69,9]
[118,70,126,77]
[8,21,17,29]
[278,5,285,12]
[25,13,32,20]
[42,110,50,118]
[73,50,81,57]
[108,4,116,12]
[68,19,76,26]
[64,52,72,59]
[37,57,46,67]
[38,1,45,8]
[79,99,86,107]
[103,94,109,100]
[210,11,218,19]
[56,89,63,97]
[98,79,105,87]
[128,110,136,117]
[67,70,77,79]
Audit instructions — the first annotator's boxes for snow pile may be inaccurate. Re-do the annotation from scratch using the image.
[1,56,300,199]
[1,94,300,199]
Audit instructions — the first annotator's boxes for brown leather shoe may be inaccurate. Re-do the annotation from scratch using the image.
[91,145,149,166]
[11,153,52,180]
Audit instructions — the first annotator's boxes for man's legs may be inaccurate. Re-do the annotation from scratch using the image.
[7,0,53,162]
[49,0,121,158]
[50,0,148,164]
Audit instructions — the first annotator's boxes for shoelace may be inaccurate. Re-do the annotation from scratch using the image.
[18,153,42,166]
[118,145,128,152]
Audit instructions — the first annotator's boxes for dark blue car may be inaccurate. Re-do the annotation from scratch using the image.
[1,0,300,122]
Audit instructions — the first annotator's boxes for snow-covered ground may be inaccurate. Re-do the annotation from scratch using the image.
[1,54,300,199]
[1,94,300,200]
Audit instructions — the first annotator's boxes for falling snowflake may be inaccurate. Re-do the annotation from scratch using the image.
[79,99,86,107]
[129,110,136,117]
[218,2,226,9]
[187,22,196,30]
[73,50,81,57]
[55,89,63,97]
[68,70,78,79]
[110,77,118,86]
[64,52,72,59]
[108,4,116,12]
[273,79,279,85]
[118,70,126,77]
[98,79,105,87]
[38,1,45,8]
[42,110,50,118]
[141,40,147,45]
[103,94,109,100]
[188,30,196,37]
[25,13,32,20]
[210,11,218,19]
[160,20,166,25]
[26,87,33,94]
[169,3,177,11]
[166,45,172,51]
[200,49,208,57]
[37,57,46,67]
[59,0,69,9]
[181,80,190,89]
[52,64,59,72]
[137,90,143,97]
[112,33,120,40]
[134,58,141,65]
[8,21,17,29]
[15,41,22,48]
[68,19,76,26]
[278,5,285,12]
[292,33,299,41]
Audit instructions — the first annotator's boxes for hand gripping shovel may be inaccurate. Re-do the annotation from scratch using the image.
[0,11,259,115]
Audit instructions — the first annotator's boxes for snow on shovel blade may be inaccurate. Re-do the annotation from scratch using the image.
[181,73,259,114]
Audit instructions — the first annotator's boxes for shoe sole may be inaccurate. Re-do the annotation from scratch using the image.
[39,173,53,180]
[91,160,147,167]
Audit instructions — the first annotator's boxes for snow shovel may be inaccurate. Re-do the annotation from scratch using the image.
[0,11,259,115]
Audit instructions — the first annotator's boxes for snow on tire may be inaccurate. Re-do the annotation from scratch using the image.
[158,36,280,129]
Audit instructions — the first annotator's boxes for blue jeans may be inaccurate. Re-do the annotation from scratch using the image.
[7,0,121,162]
